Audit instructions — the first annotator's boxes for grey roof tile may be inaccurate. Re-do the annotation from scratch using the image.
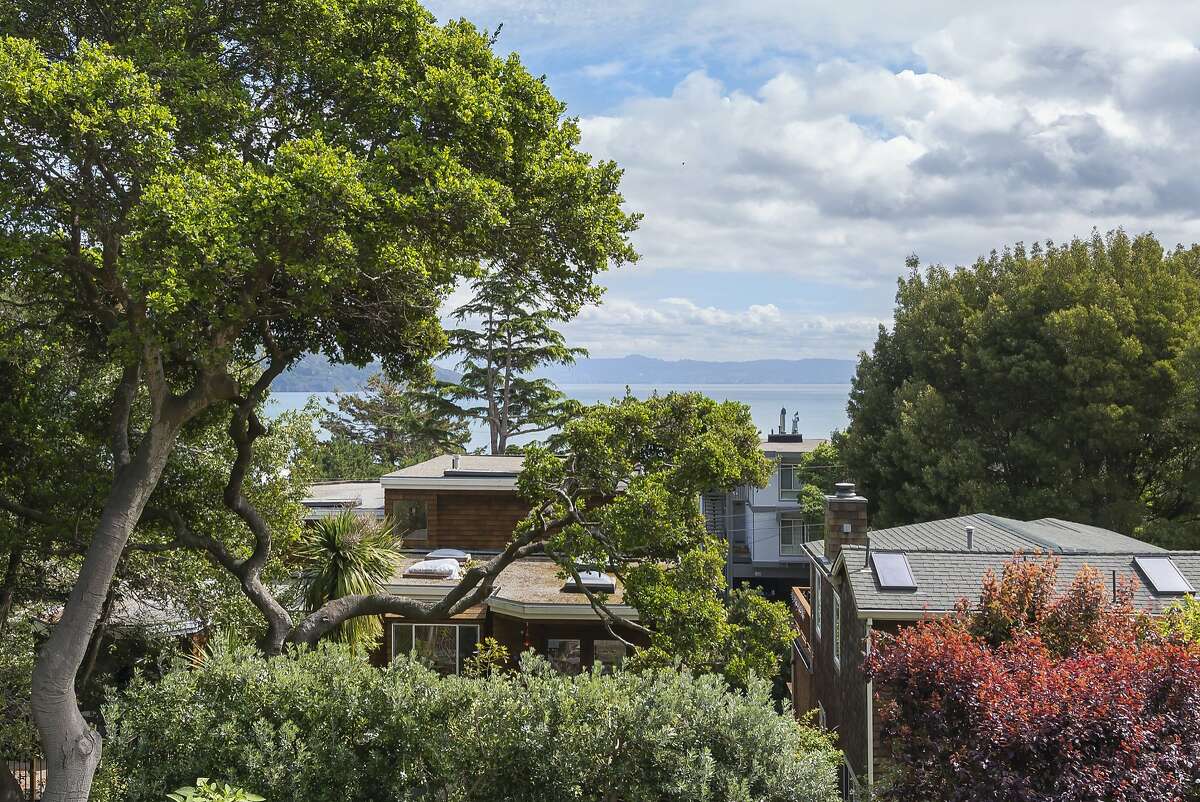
[841,546,1200,617]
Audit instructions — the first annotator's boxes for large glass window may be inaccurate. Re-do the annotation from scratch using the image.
[394,499,428,541]
[593,640,626,673]
[779,462,802,501]
[780,515,807,556]
[546,638,582,675]
[391,623,479,674]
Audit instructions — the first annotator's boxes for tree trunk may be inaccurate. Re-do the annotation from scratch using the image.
[75,586,116,695]
[0,544,22,638]
[1,763,24,802]
[31,421,179,802]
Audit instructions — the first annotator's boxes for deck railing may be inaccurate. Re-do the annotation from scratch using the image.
[5,757,46,801]
[790,586,813,667]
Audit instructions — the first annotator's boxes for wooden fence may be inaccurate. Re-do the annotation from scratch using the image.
[4,757,45,801]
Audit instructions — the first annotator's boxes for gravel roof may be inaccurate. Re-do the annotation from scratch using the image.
[384,555,625,607]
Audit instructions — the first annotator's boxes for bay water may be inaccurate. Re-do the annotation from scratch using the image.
[265,383,852,452]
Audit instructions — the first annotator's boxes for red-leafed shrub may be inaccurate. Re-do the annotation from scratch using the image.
[867,554,1200,802]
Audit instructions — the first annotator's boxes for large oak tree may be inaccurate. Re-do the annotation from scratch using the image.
[0,1,637,798]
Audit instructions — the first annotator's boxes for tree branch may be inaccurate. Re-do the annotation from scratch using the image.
[0,494,62,527]
[109,362,139,472]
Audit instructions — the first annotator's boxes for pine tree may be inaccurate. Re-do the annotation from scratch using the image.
[320,373,470,473]
[437,270,585,453]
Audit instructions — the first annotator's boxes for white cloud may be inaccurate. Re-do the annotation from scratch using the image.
[580,60,625,80]
[564,297,883,360]
[580,28,1200,285]
[424,0,1200,360]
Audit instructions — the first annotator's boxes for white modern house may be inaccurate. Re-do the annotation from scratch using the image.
[701,408,828,599]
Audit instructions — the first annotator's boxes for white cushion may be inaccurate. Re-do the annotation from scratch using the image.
[402,558,461,579]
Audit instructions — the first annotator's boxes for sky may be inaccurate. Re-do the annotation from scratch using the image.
[426,0,1200,362]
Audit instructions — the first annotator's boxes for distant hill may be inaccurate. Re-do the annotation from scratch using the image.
[274,354,460,392]
[275,353,856,391]
[536,355,857,385]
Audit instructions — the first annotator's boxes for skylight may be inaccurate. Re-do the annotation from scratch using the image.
[426,548,471,563]
[562,571,616,594]
[1134,556,1194,595]
[872,552,916,591]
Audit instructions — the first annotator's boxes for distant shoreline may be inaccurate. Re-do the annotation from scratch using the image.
[277,353,858,393]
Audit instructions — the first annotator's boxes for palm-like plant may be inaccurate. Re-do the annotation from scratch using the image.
[294,511,401,651]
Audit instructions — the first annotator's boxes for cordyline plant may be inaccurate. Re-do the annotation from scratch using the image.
[867,554,1200,802]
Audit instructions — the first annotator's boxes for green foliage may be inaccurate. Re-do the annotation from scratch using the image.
[518,392,791,686]
[316,373,470,477]
[0,311,317,648]
[293,511,401,651]
[434,266,591,454]
[99,643,840,802]
[1161,595,1200,642]
[841,231,1200,543]
[168,779,264,802]
[462,636,510,678]
[0,613,39,758]
[307,434,381,482]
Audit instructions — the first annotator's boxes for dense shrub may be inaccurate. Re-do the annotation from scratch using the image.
[100,644,839,802]
[867,555,1200,802]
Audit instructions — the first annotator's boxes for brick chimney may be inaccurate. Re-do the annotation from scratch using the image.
[824,482,868,561]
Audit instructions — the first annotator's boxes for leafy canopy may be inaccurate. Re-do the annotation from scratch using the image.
[867,554,1200,802]
[0,4,637,795]
[516,391,788,686]
[99,642,840,802]
[841,230,1200,543]
[434,265,590,454]
[315,372,470,478]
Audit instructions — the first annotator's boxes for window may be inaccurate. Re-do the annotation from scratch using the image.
[394,499,428,541]
[391,623,479,674]
[546,638,582,674]
[593,640,626,673]
[872,551,917,590]
[779,461,802,501]
[832,590,842,671]
[780,515,807,556]
[812,576,822,641]
[1135,556,1194,595]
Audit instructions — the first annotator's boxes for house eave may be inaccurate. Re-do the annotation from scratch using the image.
[486,598,640,621]
[381,476,518,492]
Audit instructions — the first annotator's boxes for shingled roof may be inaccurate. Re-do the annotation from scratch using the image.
[806,513,1192,619]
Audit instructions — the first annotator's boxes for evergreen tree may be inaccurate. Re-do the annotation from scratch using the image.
[437,269,586,454]
[841,230,1200,542]
[318,373,470,476]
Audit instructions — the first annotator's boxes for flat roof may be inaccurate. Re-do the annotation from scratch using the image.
[383,555,636,620]
[382,455,525,491]
[302,480,385,519]
[760,438,829,454]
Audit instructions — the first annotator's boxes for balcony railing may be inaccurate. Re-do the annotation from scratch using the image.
[791,586,813,667]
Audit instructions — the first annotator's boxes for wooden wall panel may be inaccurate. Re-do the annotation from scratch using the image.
[385,488,530,552]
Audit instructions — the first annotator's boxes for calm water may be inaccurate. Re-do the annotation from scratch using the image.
[266,383,851,451]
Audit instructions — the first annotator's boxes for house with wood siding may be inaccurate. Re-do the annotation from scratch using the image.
[794,482,1200,801]
[307,455,643,675]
